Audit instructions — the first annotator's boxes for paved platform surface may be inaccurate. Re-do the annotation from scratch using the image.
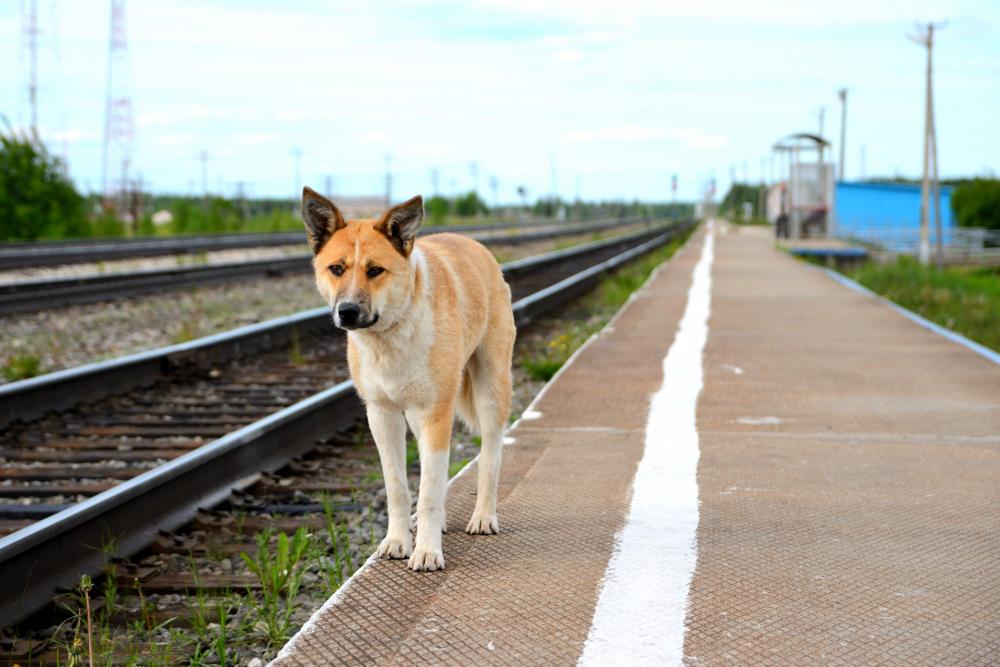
[274,222,1000,665]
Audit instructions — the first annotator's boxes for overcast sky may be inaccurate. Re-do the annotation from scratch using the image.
[2,0,998,202]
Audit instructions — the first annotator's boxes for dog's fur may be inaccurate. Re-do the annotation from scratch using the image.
[301,187,515,571]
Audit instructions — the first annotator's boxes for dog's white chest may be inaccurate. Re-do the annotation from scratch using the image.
[353,321,435,409]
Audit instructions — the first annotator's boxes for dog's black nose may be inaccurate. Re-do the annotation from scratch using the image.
[337,302,361,326]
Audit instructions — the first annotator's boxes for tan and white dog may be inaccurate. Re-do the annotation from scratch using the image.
[301,188,515,571]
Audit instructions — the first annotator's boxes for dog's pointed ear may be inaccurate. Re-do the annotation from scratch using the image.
[375,195,423,257]
[301,186,346,254]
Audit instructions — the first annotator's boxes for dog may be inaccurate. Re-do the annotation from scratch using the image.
[301,188,516,571]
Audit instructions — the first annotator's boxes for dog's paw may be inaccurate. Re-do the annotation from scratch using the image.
[407,546,445,571]
[465,512,499,535]
[376,535,412,560]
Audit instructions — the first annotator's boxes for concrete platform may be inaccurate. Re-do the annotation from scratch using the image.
[274,222,1000,665]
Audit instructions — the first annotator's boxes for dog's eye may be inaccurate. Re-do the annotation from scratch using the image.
[366,266,385,279]
[329,264,345,277]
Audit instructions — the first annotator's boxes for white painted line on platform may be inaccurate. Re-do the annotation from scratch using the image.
[736,416,784,425]
[578,222,715,666]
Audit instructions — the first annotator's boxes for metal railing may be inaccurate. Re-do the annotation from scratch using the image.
[834,222,1000,263]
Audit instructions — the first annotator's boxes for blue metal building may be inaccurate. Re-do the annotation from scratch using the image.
[834,181,954,251]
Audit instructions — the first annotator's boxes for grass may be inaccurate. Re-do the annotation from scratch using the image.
[240,527,312,649]
[521,226,695,381]
[448,460,470,478]
[2,354,43,381]
[728,216,770,226]
[847,256,1000,352]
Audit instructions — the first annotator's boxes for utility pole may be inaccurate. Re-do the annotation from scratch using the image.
[199,150,209,208]
[931,110,943,267]
[910,22,945,265]
[550,155,557,203]
[324,174,334,198]
[291,148,302,211]
[198,151,211,228]
[671,173,678,220]
[817,106,826,161]
[384,154,392,208]
[838,88,848,180]
[489,175,498,209]
[759,159,767,219]
[233,181,250,219]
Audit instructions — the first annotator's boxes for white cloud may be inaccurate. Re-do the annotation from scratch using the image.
[564,125,728,150]
[49,128,98,144]
[357,130,390,144]
[235,132,278,146]
[474,0,958,27]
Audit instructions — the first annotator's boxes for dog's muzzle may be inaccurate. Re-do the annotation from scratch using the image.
[334,302,378,330]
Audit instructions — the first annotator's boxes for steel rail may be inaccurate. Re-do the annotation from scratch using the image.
[0,216,646,270]
[0,221,686,429]
[0,217,650,315]
[0,220,695,629]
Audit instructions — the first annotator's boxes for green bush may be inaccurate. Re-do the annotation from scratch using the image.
[952,178,1000,230]
[0,127,88,240]
[425,195,450,225]
[452,191,488,217]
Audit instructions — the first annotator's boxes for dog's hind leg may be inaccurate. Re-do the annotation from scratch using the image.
[466,338,513,535]
[368,402,412,560]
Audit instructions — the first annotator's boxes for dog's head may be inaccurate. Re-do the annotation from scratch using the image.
[301,187,423,332]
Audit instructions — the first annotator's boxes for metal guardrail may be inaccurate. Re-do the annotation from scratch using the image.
[0,219,694,630]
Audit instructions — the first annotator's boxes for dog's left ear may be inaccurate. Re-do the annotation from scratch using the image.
[376,195,423,257]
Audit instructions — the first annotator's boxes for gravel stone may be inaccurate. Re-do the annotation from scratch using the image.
[0,229,637,382]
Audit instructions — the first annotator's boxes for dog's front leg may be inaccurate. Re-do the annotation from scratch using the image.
[368,402,412,560]
[407,404,452,571]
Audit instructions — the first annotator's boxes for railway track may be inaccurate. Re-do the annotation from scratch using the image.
[0,216,644,271]
[0,220,694,661]
[0,217,648,315]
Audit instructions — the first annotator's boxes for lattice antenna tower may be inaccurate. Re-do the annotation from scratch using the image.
[101,0,135,217]
[21,0,39,138]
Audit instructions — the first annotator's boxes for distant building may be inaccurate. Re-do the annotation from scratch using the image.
[833,181,954,251]
[151,209,173,226]
[332,196,392,219]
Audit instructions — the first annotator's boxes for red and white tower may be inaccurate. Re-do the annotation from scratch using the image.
[101,0,135,218]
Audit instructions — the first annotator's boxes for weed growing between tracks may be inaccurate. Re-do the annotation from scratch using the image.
[241,527,311,649]
[1,353,43,380]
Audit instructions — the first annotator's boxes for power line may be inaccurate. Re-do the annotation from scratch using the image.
[289,148,304,212]
[384,154,392,208]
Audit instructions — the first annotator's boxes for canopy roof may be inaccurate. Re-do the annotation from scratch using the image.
[773,133,832,151]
